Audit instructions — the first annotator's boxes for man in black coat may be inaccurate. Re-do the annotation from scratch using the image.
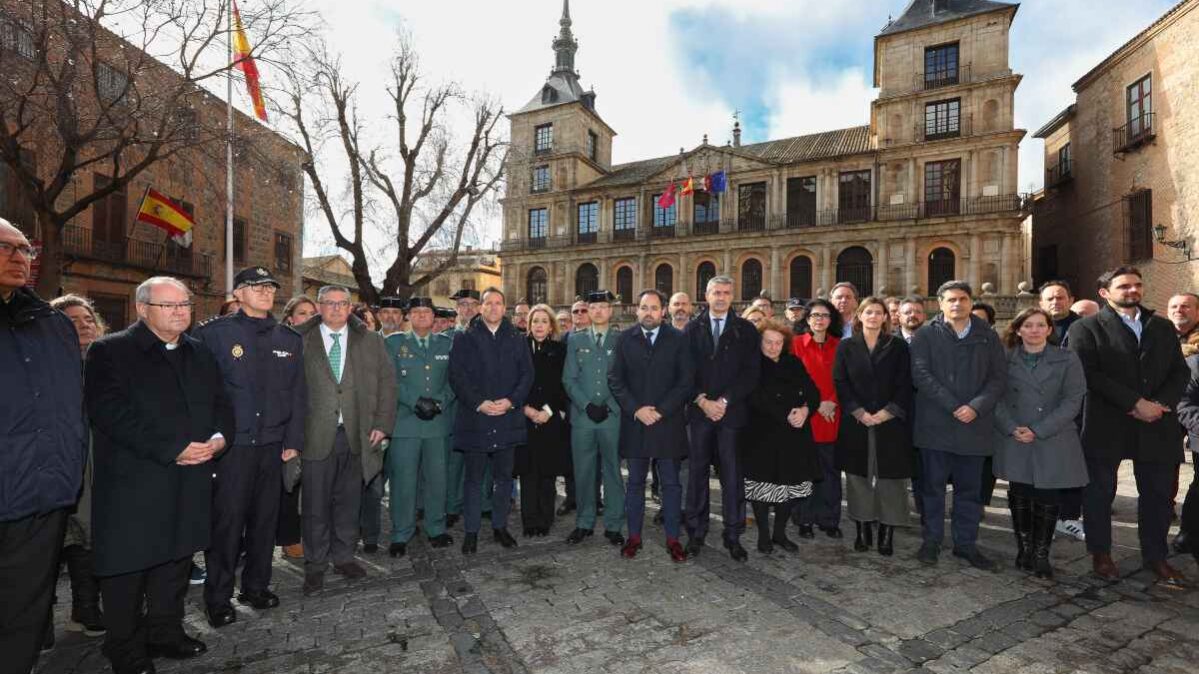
[194,267,305,627]
[85,277,235,674]
[609,289,694,562]
[1067,267,1189,587]
[0,219,86,674]
[448,287,534,555]
[682,275,761,561]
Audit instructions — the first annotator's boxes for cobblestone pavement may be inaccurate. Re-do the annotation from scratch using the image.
[39,461,1199,674]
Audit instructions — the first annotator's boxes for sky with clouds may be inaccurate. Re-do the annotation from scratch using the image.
[289,0,1180,253]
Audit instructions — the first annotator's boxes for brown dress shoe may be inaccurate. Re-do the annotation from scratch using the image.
[1146,560,1187,589]
[1092,553,1119,580]
[283,544,304,559]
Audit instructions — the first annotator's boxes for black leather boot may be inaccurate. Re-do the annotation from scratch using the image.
[853,521,869,552]
[64,545,106,636]
[1008,492,1033,571]
[877,524,894,556]
[1032,501,1060,580]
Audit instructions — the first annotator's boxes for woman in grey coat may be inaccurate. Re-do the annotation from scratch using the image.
[993,308,1088,579]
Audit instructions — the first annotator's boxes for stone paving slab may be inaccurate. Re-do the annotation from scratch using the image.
[35,464,1199,673]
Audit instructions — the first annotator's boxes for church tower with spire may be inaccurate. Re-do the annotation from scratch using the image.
[502,1,616,257]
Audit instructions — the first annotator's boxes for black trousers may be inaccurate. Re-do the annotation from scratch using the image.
[303,428,363,573]
[276,486,302,546]
[1058,487,1084,521]
[519,471,557,530]
[99,556,192,664]
[0,509,67,674]
[686,419,745,544]
[204,443,282,607]
[1084,458,1175,563]
[980,456,998,507]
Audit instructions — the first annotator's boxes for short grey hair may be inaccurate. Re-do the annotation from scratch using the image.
[135,276,190,304]
[706,275,734,293]
[317,285,351,302]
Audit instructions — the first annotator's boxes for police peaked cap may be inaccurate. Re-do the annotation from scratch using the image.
[449,289,481,301]
[378,296,407,310]
[586,290,616,303]
[233,266,280,289]
[406,297,435,310]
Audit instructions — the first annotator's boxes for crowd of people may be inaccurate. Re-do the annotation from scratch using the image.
[3,215,1199,674]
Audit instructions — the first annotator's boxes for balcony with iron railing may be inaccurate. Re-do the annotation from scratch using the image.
[61,225,214,278]
[1045,160,1073,188]
[497,194,1028,252]
[918,113,972,142]
[1113,113,1155,155]
[922,63,970,91]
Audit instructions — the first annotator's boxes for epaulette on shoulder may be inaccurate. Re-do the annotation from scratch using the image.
[195,313,233,330]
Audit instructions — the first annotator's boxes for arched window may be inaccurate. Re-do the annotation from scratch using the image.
[696,261,716,299]
[836,246,874,297]
[789,256,813,300]
[526,267,548,304]
[741,258,763,301]
[616,266,633,305]
[927,247,956,294]
[655,263,673,296]
[575,263,598,298]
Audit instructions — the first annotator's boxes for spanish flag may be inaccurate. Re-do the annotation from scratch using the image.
[135,188,195,248]
[680,177,697,196]
[232,1,268,122]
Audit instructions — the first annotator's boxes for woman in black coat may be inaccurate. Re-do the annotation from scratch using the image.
[515,305,570,537]
[743,320,822,554]
[833,297,913,556]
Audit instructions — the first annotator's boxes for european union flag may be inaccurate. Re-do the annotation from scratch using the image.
[708,170,727,193]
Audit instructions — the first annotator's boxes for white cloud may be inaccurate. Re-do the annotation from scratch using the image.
[766,68,874,140]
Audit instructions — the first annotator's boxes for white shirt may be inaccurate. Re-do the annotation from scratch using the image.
[709,312,728,341]
[320,323,348,382]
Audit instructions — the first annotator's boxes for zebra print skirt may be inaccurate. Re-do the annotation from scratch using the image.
[744,479,813,504]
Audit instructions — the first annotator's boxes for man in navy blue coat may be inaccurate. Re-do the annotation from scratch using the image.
[682,275,761,561]
[0,218,86,674]
[448,287,533,555]
[609,289,694,562]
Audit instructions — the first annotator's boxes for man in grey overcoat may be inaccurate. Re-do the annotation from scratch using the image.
[295,285,397,595]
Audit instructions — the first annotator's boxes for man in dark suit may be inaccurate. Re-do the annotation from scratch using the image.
[682,275,761,561]
[85,276,235,674]
[1067,266,1189,587]
[609,289,694,562]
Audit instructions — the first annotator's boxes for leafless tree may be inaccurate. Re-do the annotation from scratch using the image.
[278,33,507,305]
[0,0,313,296]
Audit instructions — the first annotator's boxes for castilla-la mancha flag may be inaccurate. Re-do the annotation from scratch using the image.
[232,0,268,122]
[135,188,195,248]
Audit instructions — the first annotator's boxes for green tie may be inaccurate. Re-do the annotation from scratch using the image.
[329,332,343,383]
[419,336,427,350]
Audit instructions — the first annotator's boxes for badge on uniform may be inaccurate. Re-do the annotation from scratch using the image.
[273,349,292,358]
[232,344,245,359]
[435,354,448,361]
[606,349,613,356]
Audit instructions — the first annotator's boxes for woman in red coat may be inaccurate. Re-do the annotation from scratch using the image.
[791,298,844,539]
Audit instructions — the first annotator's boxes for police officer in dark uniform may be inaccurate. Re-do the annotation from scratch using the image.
[195,266,306,628]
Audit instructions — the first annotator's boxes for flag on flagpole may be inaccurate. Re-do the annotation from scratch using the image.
[232,1,268,121]
[657,183,677,209]
[680,177,696,196]
[708,170,727,194]
[136,188,196,247]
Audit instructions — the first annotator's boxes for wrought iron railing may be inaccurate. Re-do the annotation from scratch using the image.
[61,225,213,278]
[1113,113,1155,154]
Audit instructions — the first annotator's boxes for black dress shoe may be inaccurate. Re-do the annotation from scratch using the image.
[237,589,280,610]
[797,524,815,539]
[773,537,799,553]
[389,542,407,558]
[604,531,625,546]
[565,528,593,544]
[302,572,324,596]
[462,533,478,555]
[494,528,518,548]
[206,604,236,628]
[428,534,454,548]
[686,538,704,557]
[446,513,460,528]
[757,538,773,554]
[361,543,379,554]
[821,526,844,539]
[725,540,749,562]
[146,634,207,660]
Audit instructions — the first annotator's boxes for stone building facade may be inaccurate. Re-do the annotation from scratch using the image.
[499,0,1029,314]
[1032,0,1199,308]
[412,246,502,307]
[0,1,304,328]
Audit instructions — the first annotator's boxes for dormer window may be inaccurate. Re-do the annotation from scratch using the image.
[540,85,558,105]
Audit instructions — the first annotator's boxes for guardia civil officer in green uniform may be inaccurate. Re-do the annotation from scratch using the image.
[385,298,455,556]
[445,289,481,529]
[562,290,625,545]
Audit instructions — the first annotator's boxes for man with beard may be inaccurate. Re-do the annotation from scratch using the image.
[513,300,531,334]
[897,297,926,343]
[785,298,808,334]
[669,292,692,331]
[377,297,407,338]
[1068,267,1189,587]
[609,289,693,562]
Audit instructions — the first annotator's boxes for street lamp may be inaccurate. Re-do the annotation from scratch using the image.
[1154,223,1194,261]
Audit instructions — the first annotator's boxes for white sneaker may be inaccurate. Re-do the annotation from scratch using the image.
[1055,519,1085,542]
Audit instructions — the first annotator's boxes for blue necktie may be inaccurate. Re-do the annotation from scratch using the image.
[712,318,722,344]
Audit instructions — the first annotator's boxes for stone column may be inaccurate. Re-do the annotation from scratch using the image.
[1000,232,1015,294]
[968,234,982,289]
[905,238,918,294]
[876,240,888,296]
[723,249,733,277]
[769,246,781,300]
[637,253,647,291]
[598,257,609,293]
[907,158,918,205]
[820,244,833,296]
[678,251,689,299]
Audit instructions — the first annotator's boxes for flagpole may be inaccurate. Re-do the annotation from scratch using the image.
[225,0,235,296]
